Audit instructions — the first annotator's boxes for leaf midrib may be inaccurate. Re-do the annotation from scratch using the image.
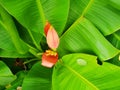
[60,61,99,90]
[36,0,46,25]
[60,0,94,39]
[27,0,46,51]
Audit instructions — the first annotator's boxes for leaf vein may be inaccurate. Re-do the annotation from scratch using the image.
[60,60,99,90]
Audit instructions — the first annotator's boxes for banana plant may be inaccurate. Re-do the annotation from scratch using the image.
[0,0,120,90]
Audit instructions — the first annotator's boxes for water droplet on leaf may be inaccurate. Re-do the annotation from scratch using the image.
[77,59,87,66]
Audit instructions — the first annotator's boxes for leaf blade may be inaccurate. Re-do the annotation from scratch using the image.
[0,5,29,54]
[59,18,119,60]
[52,53,120,90]
[22,62,52,90]
[0,61,16,86]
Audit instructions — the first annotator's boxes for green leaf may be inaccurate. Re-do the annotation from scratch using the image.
[65,0,89,30]
[0,4,40,58]
[52,53,120,90]
[0,49,33,58]
[109,0,120,10]
[15,20,35,48]
[0,0,46,50]
[0,61,16,87]
[0,22,16,51]
[22,62,52,90]
[0,0,70,44]
[0,5,28,54]
[109,55,120,67]
[65,0,120,36]
[58,18,119,61]
[0,86,4,90]
[6,71,28,90]
[107,31,120,66]
[107,30,120,49]
[41,0,69,35]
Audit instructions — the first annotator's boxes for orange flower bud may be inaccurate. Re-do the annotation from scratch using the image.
[44,21,51,36]
[41,50,58,68]
[46,26,59,50]
[42,21,59,68]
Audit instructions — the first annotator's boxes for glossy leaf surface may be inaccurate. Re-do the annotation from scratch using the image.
[53,54,120,90]
[59,18,119,61]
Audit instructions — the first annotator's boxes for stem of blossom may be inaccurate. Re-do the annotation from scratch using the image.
[23,58,40,64]
[29,48,41,58]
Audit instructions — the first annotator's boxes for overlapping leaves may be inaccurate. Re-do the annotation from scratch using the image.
[58,18,119,60]
[22,62,52,90]
[0,0,120,90]
[0,0,119,60]
[58,0,120,60]
[22,54,120,90]
[0,61,16,88]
